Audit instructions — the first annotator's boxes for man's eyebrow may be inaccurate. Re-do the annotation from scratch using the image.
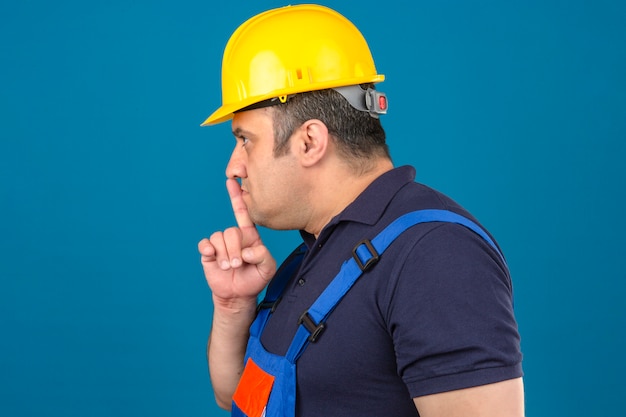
[232,127,251,137]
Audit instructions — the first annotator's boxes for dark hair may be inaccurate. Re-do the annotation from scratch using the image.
[271,87,391,173]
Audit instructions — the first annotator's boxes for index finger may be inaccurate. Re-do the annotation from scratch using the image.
[226,178,255,228]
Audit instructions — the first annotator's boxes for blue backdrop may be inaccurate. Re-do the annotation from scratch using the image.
[1,1,624,416]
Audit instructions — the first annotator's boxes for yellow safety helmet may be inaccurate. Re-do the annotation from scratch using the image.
[201,4,385,126]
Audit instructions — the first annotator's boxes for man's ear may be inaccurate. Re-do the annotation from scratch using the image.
[295,119,329,167]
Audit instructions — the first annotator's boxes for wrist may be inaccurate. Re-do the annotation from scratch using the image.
[212,294,258,316]
[211,295,258,339]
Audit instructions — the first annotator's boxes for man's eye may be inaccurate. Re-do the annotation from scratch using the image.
[241,137,250,146]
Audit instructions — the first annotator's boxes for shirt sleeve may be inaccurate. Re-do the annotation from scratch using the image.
[384,222,523,398]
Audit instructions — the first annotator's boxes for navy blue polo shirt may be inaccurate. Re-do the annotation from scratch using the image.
[259,166,523,417]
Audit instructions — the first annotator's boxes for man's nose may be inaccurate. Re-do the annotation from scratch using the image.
[226,146,246,179]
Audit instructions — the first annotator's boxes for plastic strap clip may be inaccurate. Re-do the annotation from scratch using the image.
[298,311,326,343]
[352,239,380,271]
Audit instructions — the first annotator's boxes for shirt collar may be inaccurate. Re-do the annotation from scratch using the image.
[300,165,416,245]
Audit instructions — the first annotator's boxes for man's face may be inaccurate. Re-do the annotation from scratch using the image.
[226,108,304,230]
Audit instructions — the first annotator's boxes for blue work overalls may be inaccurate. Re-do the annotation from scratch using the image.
[230,209,506,417]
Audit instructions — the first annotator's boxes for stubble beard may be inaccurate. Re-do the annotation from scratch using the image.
[246,198,301,231]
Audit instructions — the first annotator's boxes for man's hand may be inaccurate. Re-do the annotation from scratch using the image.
[199,178,277,307]
[200,179,278,409]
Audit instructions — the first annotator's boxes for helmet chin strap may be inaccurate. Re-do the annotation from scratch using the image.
[332,85,388,118]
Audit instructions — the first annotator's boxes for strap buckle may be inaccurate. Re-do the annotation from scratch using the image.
[256,298,281,313]
[352,239,380,271]
[298,311,325,343]
[332,85,388,118]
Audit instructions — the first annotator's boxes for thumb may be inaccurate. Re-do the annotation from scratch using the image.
[242,244,277,282]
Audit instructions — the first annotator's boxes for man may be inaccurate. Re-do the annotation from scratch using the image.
[198,4,524,417]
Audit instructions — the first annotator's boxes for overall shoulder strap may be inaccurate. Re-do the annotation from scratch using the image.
[285,209,505,362]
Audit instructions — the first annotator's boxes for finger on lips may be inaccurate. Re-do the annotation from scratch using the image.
[198,179,260,270]
[226,178,255,229]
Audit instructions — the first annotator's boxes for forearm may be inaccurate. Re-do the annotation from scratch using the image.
[207,296,258,410]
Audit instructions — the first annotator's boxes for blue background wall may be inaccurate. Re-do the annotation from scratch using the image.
[1,1,624,416]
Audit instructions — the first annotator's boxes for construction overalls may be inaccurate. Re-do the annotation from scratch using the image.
[230,209,506,417]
